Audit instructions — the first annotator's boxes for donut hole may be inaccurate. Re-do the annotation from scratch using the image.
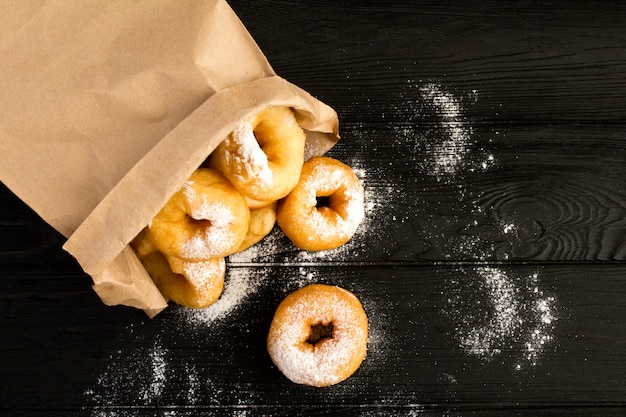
[315,195,331,209]
[252,125,271,152]
[307,321,334,346]
[187,216,212,229]
[315,187,347,211]
[252,131,265,150]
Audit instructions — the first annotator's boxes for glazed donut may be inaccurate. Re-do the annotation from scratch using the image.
[131,232,225,309]
[267,284,368,387]
[210,106,307,202]
[147,168,250,261]
[234,202,277,253]
[276,156,365,251]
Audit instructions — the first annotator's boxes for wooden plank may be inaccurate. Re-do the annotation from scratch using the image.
[0,184,67,266]
[1,1,625,416]
[1,264,624,415]
[4,122,623,266]
[324,122,626,263]
[230,0,626,123]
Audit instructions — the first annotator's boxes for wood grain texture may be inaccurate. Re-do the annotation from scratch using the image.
[2,123,624,265]
[229,0,626,123]
[1,0,626,416]
[1,265,625,416]
[329,123,626,262]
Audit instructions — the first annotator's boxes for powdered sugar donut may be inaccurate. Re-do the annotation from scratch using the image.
[131,231,225,309]
[276,156,364,251]
[244,195,276,210]
[209,106,306,202]
[143,253,225,309]
[163,255,225,308]
[234,202,277,253]
[267,284,368,387]
[147,168,250,260]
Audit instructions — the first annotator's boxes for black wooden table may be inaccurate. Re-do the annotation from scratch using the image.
[2,1,625,416]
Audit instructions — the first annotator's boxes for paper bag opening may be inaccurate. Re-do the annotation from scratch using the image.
[63,76,339,315]
[0,0,339,316]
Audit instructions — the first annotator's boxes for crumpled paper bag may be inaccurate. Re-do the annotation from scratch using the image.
[0,0,339,316]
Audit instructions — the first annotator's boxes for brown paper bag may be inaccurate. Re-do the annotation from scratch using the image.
[0,0,339,316]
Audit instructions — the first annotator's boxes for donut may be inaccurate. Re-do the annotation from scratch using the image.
[244,195,276,210]
[163,255,225,308]
[131,228,160,258]
[234,202,277,253]
[131,231,225,309]
[267,284,368,387]
[147,168,250,261]
[209,106,307,202]
[276,156,365,251]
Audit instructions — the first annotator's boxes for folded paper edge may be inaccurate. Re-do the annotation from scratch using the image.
[91,246,169,314]
[63,75,339,314]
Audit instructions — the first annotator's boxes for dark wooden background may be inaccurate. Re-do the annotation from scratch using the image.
[2,1,625,416]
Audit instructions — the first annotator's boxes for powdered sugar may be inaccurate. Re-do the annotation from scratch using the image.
[396,81,560,370]
[267,286,367,386]
[393,81,495,181]
[517,272,557,369]
[456,267,522,358]
[179,197,238,259]
[142,343,167,400]
[181,267,268,325]
[225,120,273,184]
[291,162,390,263]
[419,83,472,177]
[184,184,234,228]
[228,157,367,262]
[84,267,388,413]
[291,158,365,245]
[85,336,169,414]
[227,227,286,263]
[175,258,225,295]
[295,162,372,262]
[444,267,557,370]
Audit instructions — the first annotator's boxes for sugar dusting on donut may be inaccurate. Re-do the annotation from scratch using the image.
[267,286,368,386]
[177,258,225,294]
[303,162,365,242]
[179,183,240,259]
[226,121,273,184]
